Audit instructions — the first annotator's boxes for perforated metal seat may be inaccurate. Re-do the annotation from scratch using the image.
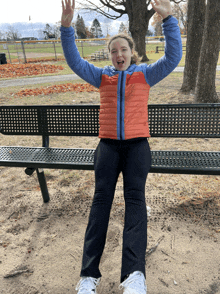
[0,147,95,170]
[0,146,220,175]
[150,150,220,175]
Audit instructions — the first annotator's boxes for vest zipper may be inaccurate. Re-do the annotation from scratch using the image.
[120,71,124,140]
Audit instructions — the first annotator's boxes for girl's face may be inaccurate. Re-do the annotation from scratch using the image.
[109,38,133,71]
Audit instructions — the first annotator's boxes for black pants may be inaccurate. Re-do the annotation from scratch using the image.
[80,138,151,282]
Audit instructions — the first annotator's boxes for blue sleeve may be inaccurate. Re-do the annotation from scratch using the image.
[60,26,103,89]
[143,16,182,87]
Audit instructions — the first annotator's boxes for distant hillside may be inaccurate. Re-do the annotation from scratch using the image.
[0,22,56,40]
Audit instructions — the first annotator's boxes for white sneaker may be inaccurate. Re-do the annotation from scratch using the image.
[76,276,101,294]
[119,271,147,294]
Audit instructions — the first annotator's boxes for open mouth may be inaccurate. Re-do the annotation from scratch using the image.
[117,61,124,65]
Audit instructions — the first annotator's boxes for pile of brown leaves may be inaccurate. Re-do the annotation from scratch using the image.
[0,63,64,78]
[12,83,99,98]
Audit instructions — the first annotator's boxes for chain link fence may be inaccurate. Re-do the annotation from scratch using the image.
[0,39,108,64]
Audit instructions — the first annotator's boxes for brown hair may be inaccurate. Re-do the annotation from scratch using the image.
[107,33,139,65]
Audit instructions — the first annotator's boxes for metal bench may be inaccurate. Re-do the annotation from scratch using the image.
[1,104,220,203]
[155,45,186,53]
[90,49,109,61]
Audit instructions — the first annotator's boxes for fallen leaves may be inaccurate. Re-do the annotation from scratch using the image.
[12,83,99,98]
[0,63,64,78]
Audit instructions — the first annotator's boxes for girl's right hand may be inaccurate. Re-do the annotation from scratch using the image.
[151,0,172,19]
[61,0,75,28]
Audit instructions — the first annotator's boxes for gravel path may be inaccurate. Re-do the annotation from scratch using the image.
[0,74,80,88]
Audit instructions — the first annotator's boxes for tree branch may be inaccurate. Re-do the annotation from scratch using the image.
[171,0,187,3]
[79,0,126,20]
[99,0,126,14]
[148,7,156,19]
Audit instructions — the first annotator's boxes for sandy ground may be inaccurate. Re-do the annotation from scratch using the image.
[0,158,219,294]
[0,78,220,294]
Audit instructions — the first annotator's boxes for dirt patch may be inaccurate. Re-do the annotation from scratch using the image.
[26,53,62,58]
[10,52,63,58]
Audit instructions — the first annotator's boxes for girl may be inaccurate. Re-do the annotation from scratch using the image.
[61,0,182,293]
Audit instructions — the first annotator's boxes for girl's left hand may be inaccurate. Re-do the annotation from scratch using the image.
[151,0,172,19]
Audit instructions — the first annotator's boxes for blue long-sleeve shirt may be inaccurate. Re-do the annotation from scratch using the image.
[60,17,182,140]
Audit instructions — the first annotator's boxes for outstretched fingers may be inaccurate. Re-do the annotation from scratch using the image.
[151,0,159,7]
[61,0,75,27]
[151,0,172,19]
[62,0,75,11]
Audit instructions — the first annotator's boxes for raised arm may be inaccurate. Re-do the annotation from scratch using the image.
[143,0,182,87]
[60,0,103,88]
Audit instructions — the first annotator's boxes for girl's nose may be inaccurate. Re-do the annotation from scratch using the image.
[117,50,122,57]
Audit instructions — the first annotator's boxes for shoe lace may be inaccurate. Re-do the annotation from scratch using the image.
[76,277,100,293]
[119,272,146,291]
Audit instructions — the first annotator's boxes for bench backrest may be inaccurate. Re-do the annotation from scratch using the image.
[1,104,220,138]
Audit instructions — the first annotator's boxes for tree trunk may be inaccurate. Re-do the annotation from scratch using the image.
[125,1,154,62]
[195,0,220,103]
[180,0,205,93]
[131,28,149,62]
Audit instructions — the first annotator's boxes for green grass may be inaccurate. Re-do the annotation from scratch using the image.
[0,42,106,60]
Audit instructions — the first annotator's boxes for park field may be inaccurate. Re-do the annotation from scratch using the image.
[0,46,220,294]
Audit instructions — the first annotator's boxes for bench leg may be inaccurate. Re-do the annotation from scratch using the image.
[36,168,50,203]
[25,167,36,176]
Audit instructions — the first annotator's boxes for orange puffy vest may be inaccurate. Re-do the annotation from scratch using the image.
[99,71,151,140]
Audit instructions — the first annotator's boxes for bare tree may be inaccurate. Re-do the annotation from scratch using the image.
[43,24,56,40]
[172,2,187,34]
[102,19,114,37]
[0,31,4,40]
[151,12,163,36]
[79,0,186,62]
[5,25,21,41]
[195,0,220,103]
[152,2,187,36]
[180,0,206,93]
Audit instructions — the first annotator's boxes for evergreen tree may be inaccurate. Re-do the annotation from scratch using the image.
[90,18,103,38]
[118,22,127,34]
[76,14,87,39]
